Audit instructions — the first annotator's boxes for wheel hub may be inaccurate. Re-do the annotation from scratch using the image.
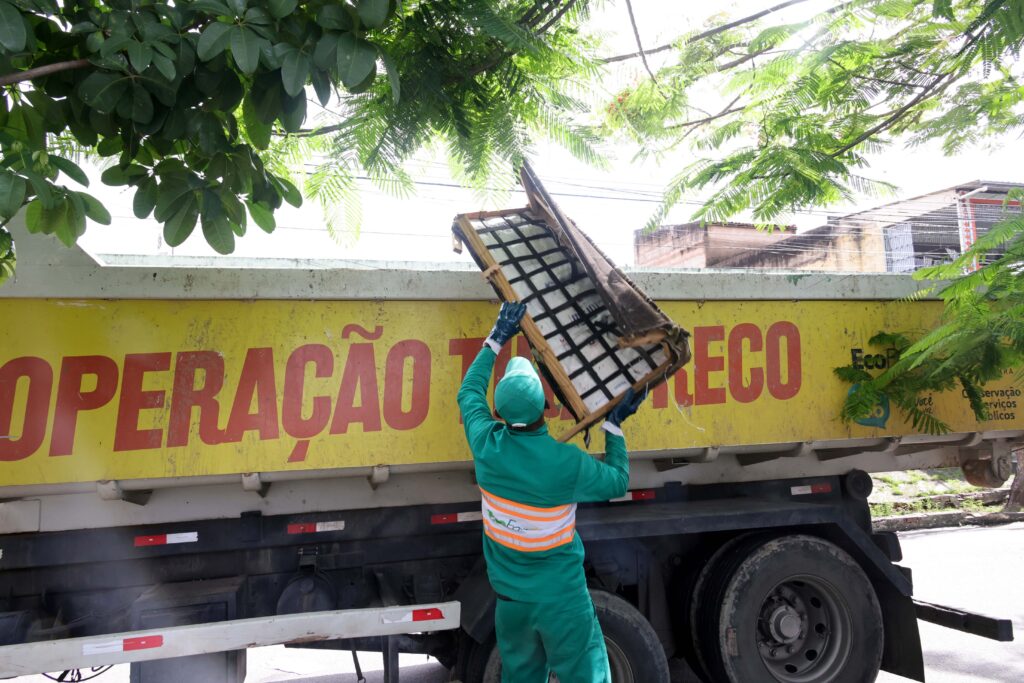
[756,578,851,682]
[768,605,803,643]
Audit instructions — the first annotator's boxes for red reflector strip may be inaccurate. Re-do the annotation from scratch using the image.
[430,511,482,525]
[287,520,346,534]
[430,514,458,525]
[609,489,656,503]
[83,635,164,655]
[134,534,166,547]
[790,483,833,496]
[412,608,444,622]
[134,532,197,547]
[124,635,164,651]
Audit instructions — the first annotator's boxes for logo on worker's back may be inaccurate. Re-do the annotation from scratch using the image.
[848,384,890,428]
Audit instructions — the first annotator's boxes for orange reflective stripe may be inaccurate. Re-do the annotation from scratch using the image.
[483,518,576,545]
[479,486,577,553]
[480,490,573,523]
[478,487,571,516]
[483,523,576,552]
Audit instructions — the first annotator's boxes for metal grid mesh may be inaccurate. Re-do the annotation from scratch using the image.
[474,211,668,413]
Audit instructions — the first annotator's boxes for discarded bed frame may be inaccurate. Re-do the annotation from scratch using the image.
[452,164,691,441]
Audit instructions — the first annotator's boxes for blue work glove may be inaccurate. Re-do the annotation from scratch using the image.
[606,387,648,427]
[486,302,527,348]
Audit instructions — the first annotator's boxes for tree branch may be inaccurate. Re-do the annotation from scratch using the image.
[830,70,958,157]
[603,0,817,63]
[536,0,580,33]
[667,96,744,129]
[0,58,91,87]
[623,0,663,92]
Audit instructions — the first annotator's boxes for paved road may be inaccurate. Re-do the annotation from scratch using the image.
[14,523,1022,682]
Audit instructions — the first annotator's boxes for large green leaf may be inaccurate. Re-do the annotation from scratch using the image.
[231,26,262,74]
[163,194,199,246]
[50,156,90,187]
[267,0,297,19]
[197,21,232,61]
[202,216,236,254]
[336,33,377,89]
[379,47,400,104]
[79,192,112,225]
[58,194,87,247]
[281,50,310,96]
[319,5,353,30]
[0,171,27,219]
[131,85,155,124]
[279,91,306,132]
[0,1,27,53]
[100,164,148,186]
[242,94,272,149]
[246,199,276,232]
[311,68,332,106]
[133,178,159,218]
[193,0,232,16]
[126,41,153,72]
[79,72,130,114]
[356,0,391,29]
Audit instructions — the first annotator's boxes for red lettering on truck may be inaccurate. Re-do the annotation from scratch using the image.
[114,353,171,451]
[330,343,382,434]
[167,351,225,447]
[50,355,119,456]
[223,347,279,442]
[0,357,52,461]
[669,321,800,407]
[766,322,801,400]
[383,340,431,430]
[694,326,727,405]
[728,324,764,404]
[283,344,334,439]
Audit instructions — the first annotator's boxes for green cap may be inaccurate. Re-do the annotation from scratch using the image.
[495,357,545,427]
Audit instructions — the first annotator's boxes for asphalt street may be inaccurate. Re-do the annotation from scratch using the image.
[13,522,1022,682]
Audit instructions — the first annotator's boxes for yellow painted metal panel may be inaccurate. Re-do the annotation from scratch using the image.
[0,298,1020,486]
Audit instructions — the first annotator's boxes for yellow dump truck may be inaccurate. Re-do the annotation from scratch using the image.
[0,221,1021,683]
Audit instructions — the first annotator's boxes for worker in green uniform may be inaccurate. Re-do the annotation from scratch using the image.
[457,302,648,683]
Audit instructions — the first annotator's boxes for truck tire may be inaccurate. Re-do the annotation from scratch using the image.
[687,533,763,681]
[694,534,883,683]
[461,590,670,683]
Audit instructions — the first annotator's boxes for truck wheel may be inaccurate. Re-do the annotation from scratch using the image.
[687,533,763,682]
[695,535,883,683]
[463,590,669,683]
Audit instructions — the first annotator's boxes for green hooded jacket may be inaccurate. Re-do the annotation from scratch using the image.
[457,346,629,602]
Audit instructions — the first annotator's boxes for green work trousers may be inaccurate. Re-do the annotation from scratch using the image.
[494,589,610,683]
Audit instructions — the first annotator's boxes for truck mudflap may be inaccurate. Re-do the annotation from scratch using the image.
[0,601,461,681]
[915,599,1015,642]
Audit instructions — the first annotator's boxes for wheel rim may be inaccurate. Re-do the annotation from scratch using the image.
[605,636,635,683]
[755,575,852,682]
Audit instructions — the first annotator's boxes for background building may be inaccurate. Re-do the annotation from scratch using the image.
[634,180,1022,272]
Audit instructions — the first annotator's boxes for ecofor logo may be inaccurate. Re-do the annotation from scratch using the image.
[847,346,898,428]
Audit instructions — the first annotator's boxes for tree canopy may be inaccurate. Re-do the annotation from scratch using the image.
[604,0,1024,226]
[0,0,598,276]
[600,0,1024,432]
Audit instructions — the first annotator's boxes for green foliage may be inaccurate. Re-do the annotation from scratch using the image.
[0,0,600,262]
[837,190,1024,432]
[604,0,1024,225]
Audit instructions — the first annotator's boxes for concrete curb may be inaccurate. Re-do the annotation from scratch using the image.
[873,510,1024,533]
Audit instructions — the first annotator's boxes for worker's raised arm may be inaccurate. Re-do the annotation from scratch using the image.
[457,302,527,450]
[571,388,648,502]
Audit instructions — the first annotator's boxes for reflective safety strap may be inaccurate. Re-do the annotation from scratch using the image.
[479,487,576,552]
